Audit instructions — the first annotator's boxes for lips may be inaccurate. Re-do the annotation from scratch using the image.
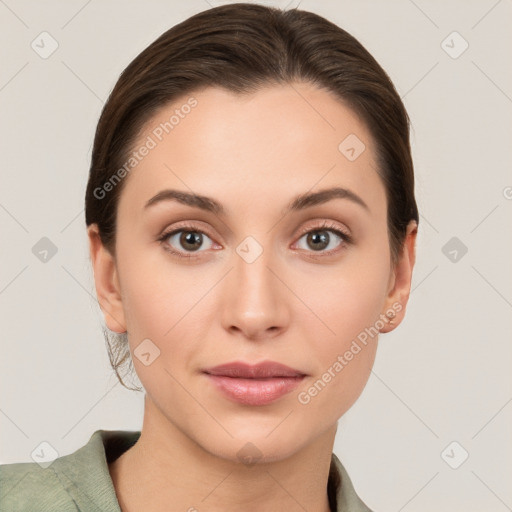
[203,361,306,406]
[203,361,306,379]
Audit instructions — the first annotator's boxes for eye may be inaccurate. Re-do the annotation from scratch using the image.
[158,223,218,258]
[157,220,352,260]
[294,221,352,255]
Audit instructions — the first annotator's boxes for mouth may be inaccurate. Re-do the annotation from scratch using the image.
[203,361,307,406]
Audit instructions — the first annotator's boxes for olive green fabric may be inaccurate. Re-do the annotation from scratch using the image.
[0,430,373,511]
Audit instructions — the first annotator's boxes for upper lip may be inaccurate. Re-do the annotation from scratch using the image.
[203,361,306,378]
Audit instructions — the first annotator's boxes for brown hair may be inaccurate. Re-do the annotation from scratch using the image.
[85,3,418,394]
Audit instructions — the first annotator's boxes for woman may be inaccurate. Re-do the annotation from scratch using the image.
[0,3,418,511]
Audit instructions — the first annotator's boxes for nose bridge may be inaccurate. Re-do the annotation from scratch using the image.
[222,234,288,337]
[234,235,278,308]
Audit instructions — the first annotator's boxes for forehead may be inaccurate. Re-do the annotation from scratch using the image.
[117,83,386,218]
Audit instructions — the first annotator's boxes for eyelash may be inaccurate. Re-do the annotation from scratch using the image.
[157,221,353,260]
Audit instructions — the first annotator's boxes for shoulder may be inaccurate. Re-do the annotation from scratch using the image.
[0,460,75,511]
[0,429,139,512]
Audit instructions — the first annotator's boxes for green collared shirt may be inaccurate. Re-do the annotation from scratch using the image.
[0,430,373,511]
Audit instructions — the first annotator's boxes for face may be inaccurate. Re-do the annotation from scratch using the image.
[89,82,416,463]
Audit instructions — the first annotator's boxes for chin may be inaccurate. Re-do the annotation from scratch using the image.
[194,420,316,465]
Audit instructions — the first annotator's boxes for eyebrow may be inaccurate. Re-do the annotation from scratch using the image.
[144,186,369,215]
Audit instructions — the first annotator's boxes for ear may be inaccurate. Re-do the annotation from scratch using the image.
[87,224,127,333]
[379,220,418,333]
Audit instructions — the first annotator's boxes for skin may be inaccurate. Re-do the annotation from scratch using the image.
[88,82,417,512]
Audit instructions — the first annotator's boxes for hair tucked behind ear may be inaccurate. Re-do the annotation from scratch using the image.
[85,2,418,391]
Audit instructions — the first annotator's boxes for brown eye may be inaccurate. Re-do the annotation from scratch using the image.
[161,229,215,255]
[305,230,331,251]
[178,231,204,251]
[295,224,351,255]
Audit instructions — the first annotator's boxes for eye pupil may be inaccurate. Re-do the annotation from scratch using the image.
[308,230,329,251]
[180,231,202,251]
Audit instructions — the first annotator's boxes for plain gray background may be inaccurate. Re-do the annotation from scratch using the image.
[1,1,511,510]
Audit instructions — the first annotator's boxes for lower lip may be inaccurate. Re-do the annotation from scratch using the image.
[205,374,305,406]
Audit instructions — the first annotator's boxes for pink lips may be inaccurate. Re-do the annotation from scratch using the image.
[203,361,306,406]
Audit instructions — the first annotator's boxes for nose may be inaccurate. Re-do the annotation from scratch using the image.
[220,243,290,341]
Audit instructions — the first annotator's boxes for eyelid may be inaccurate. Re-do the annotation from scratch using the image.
[295,220,353,244]
[158,220,216,242]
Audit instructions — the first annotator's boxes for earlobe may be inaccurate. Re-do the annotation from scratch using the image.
[87,224,127,333]
[380,220,418,333]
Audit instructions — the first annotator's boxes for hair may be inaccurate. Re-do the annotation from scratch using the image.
[85,3,419,398]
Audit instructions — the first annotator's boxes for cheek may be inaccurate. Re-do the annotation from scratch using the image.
[306,250,390,347]
[116,238,200,335]
[116,242,215,369]
[298,246,389,407]
[118,266,205,389]
[297,281,383,416]
[298,341,377,418]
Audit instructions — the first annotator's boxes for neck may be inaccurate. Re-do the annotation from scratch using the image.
[109,398,337,512]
